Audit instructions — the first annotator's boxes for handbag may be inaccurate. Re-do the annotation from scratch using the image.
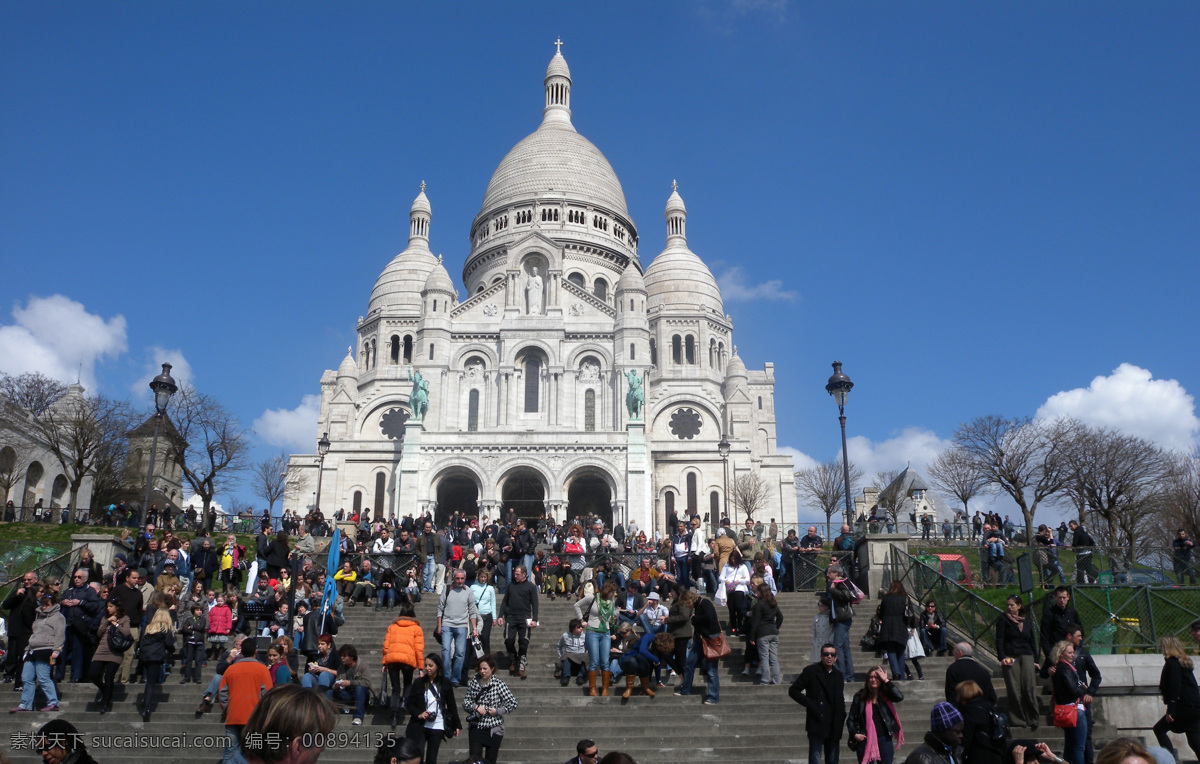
[107,626,134,653]
[1051,681,1078,729]
[701,633,732,661]
[471,635,485,660]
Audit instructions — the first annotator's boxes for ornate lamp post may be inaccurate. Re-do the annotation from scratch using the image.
[141,363,178,526]
[825,361,855,527]
[718,435,730,531]
[314,432,331,513]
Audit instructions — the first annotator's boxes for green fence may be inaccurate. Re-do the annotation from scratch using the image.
[0,544,81,617]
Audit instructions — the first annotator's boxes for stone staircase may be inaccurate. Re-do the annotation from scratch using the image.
[2,589,1116,763]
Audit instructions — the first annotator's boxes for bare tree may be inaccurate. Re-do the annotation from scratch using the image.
[1060,425,1170,549]
[872,469,904,526]
[1161,453,1200,542]
[166,385,251,530]
[795,457,863,539]
[927,446,987,519]
[953,415,1073,540]
[730,471,772,523]
[1,378,133,522]
[252,453,289,517]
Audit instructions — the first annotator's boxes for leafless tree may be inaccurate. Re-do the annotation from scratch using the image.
[953,415,1074,540]
[166,385,251,530]
[795,457,863,539]
[872,469,904,526]
[730,471,772,523]
[1159,453,1200,543]
[1060,425,1170,550]
[252,453,289,517]
[1,377,134,522]
[927,446,987,519]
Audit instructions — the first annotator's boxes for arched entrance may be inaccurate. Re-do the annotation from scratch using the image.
[436,474,479,526]
[567,473,613,529]
[500,469,545,522]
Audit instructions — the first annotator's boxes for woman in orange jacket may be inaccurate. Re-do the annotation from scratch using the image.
[382,600,425,729]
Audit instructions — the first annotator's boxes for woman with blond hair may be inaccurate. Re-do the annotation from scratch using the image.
[1050,639,1089,764]
[1153,635,1200,762]
[1094,737,1155,764]
[137,607,176,722]
[956,680,1006,764]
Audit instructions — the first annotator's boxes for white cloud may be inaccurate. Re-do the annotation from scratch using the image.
[131,347,194,399]
[716,267,798,302]
[254,394,321,452]
[0,295,127,390]
[845,427,954,480]
[1037,363,1200,453]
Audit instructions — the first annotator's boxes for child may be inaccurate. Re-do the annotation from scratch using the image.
[402,568,422,603]
[293,600,308,647]
[180,603,208,683]
[904,625,925,680]
[207,595,232,662]
[266,601,290,638]
[556,618,588,686]
[811,595,834,663]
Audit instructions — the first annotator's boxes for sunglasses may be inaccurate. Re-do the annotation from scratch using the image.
[821,651,838,657]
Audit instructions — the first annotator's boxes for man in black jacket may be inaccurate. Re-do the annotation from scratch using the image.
[108,568,145,683]
[497,564,539,679]
[1040,586,1082,662]
[1069,521,1098,584]
[676,594,721,705]
[944,642,997,704]
[59,569,104,682]
[902,702,965,764]
[789,644,847,764]
[1,571,39,685]
[563,739,598,764]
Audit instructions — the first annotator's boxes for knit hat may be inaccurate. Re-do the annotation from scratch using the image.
[930,702,964,732]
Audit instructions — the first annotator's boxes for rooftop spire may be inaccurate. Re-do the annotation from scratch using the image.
[409,182,431,244]
[542,39,573,129]
[665,181,687,246]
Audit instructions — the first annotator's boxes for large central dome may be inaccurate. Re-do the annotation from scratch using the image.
[478,47,629,219]
[481,123,629,217]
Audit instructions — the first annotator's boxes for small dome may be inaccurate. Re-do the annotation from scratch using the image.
[422,258,455,294]
[645,248,723,314]
[616,261,646,293]
[411,184,431,215]
[369,249,438,314]
[726,349,747,378]
[337,348,358,381]
[666,186,686,215]
[546,50,571,82]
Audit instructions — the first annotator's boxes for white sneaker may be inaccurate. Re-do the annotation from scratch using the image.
[352,718,362,726]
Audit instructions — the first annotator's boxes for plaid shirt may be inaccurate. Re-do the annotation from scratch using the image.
[462,676,518,729]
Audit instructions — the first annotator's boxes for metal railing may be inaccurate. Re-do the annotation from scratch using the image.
[0,545,83,616]
[906,543,1184,589]
[0,540,72,585]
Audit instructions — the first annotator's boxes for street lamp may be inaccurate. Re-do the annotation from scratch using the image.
[718,435,730,531]
[314,432,331,514]
[141,363,178,526]
[825,361,854,528]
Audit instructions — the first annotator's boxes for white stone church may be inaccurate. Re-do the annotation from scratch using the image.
[284,44,796,534]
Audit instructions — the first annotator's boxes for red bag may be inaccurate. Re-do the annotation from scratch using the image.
[1052,703,1078,729]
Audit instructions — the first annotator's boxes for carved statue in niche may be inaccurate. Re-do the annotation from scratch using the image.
[465,362,482,384]
[525,267,544,315]
[579,361,599,383]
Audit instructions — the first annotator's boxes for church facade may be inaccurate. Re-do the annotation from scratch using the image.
[284,45,796,534]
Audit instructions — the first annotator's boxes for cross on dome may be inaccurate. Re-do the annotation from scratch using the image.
[420,180,426,192]
[672,179,678,192]
[554,37,563,54]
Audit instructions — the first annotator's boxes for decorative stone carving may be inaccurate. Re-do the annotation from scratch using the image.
[579,361,600,383]
[526,267,544,314]
[466,363,483,384]
[568,303,584,316]
[482,455,498,474]
[547,455,564,473]
[482,303,498,317]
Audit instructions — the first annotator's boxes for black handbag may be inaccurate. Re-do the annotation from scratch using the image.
[107,626,134,653]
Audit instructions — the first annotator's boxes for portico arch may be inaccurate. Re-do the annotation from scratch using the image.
[564,467,615,529]
[432,467,482,525]
[497,466,548,522]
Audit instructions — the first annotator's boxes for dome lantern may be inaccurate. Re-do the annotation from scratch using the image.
[665,179,687,246]
[543,38,572,128]
[409,181,431,244]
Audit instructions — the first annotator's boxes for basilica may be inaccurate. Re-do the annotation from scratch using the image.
[284,44,796,534]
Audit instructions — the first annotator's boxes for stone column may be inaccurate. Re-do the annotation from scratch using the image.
[395,421,425,520]
[625,422,651,536]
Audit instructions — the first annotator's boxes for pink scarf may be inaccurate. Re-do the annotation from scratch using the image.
[862,698,905,764]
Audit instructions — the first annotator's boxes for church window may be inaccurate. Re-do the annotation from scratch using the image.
[708,339,716,367]
[476,285,485,294]
[374,473,386,516]
[584,389,595,432]
[403,335,413,363]
[433,299,438,312]
[568,272,585,289]
[671,335,682,364]
[390,336,400,364]
[593,278,608,301]
[353,491,362,514]
[758,396,763,409]
[669,407,702,440]
[524,356,541,413]
[629,343,636,360]
[686,473,697,514]
[429,343,435,361]
[685,335,695,365]
[467,390,479,432]
[664,490,674,516]
[710,491,720,518]
[650,339,657,366]
[630,299,635,311]
[717,342,725,368]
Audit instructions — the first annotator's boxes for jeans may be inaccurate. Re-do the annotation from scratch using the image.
[19,660,58,709]
[757,634,781,684]
[585,629,608,672]
[521,554,535,578]
[674,556,691,589]
[595,570,625,592]
[832,619,854,682]
[441,625,468,683]
[1064,704,1089,764]
[63,627,92,682]
[330,684,368,719]
[223,725,247,764]
[639,613,666,635]
[921,625,948,653]
[884,647,906,680]
[422,558,437,592]
[856,736,893,764]
[680,632,719,702]
[809,734,840,764]
[377,586,397,609]
[301,671,335,690]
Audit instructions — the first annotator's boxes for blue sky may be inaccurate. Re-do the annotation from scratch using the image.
[2,3,1197,524]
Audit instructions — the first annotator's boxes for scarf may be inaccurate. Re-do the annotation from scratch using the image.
[596,597,615,629]
[862,697,905,764]
[1005,611,1025,628]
